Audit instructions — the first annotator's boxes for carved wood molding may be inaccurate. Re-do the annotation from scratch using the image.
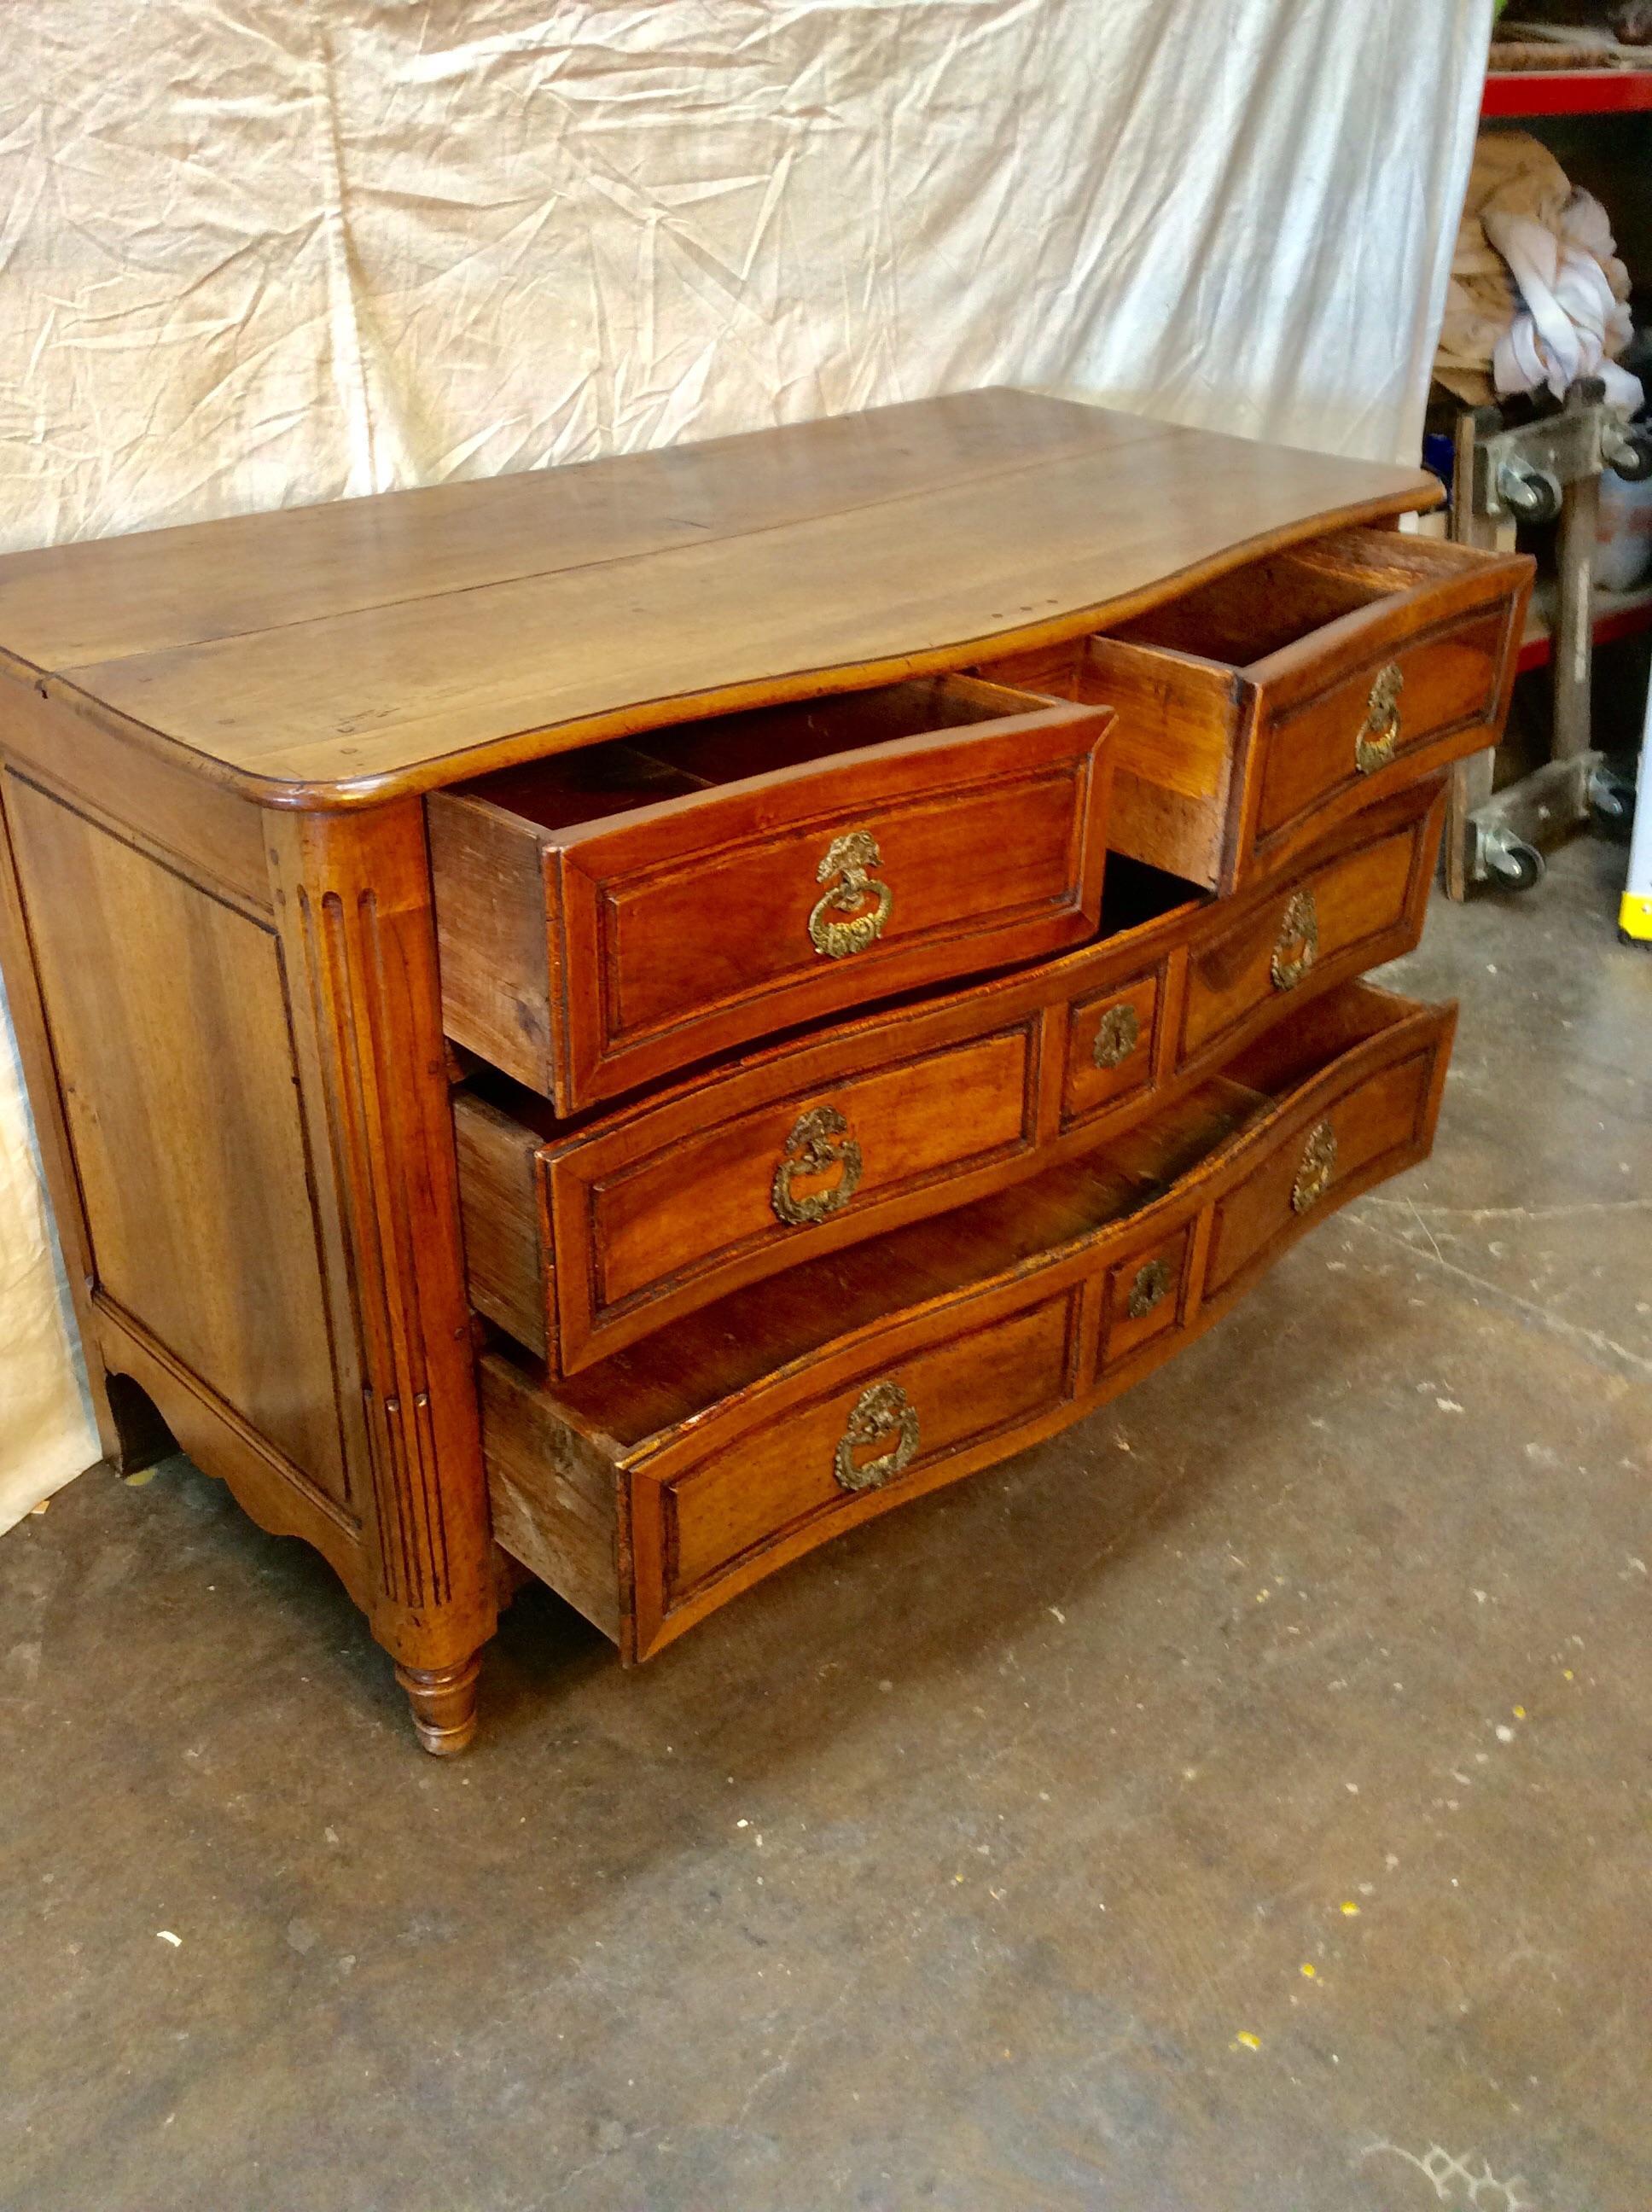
[270,800,496,1666]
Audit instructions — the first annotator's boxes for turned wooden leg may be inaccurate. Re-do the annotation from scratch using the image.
[395,1654,482,1756]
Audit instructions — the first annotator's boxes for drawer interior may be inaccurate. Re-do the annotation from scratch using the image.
[999,530,1485,689]
[538,980,1428,1454]
[449,672,1050,833]
[991,531,1504,703]
[1104,531,1461,669]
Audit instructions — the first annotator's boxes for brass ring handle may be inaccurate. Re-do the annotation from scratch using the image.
[1092,1002,1141,1069]
[771,1104,863,1226]
[1291,1119,1338,1214]
[833,1379,920,1494]
[1126,1257,1172,1319]
[1271,887,1319,992]
[1355,662,1403,777]
[808,830,892,959]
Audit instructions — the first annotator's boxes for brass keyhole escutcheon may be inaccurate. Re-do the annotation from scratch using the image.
[1355,661,1403,776]
[833,1379,920,1494]
[1291,1119,1338,1214]
[1126,1257,1172,1320]
[1271,887,1319,992]
[771,1104,863,1227]
[808,830,892,959]
[1093,1001,1141,1069]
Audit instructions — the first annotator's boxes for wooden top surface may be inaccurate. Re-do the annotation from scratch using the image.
[0,389,1439,808]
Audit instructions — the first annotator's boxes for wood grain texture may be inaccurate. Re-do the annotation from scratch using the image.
[431,675,1113,1109]
[0,392,1440,803]
[0,390,1147,670]
[481,982,1457,1661]
[0,671,270,911]
[268,800,497,1679]
[92,1297,369,1605]
[480,1377,624,1642]
[456,780,1447,1374]
[4,770,354,1505]
[0,776,143,1473]
[452,1096,547,1355]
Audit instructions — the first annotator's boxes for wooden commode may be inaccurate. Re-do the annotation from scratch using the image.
[0,390,1531,1752]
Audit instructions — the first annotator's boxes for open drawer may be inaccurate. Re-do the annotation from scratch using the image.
[428,674,1114,1112]
[481,979,1455,1662]
[976,527,1530,893]
[455,774,1451,1362]
[455,780,1445,1377]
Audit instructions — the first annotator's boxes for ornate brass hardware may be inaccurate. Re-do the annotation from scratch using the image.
[808,830,892,959]
[1092,1002,1141,1069]
[1291,1119,1338,1214]
[1271,887,1319,992]
[771,1104,863,1226]
[833,1379,920,1494]
[1126,1257,1172,1319]
[1355,661,1403,776]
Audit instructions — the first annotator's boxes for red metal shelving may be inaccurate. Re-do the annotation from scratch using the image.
[1482,69,1652,119]
[1515,582,1652,675]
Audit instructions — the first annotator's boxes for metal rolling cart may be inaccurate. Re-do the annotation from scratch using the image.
[1442,379,1652,898]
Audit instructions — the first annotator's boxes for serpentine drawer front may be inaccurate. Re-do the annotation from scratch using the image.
[428,673,1114,1113]
[480,981,1455,1662]
[453,778,1445,1377]
[976,526,1530,894]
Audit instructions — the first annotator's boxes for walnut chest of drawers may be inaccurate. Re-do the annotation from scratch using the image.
[0,390,1530,1752]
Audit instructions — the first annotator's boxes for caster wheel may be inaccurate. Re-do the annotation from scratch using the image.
[1496,460,1562,524]
[1604,425,1652,484]
[1485,835,1545,893]
[1590,765,1636,841]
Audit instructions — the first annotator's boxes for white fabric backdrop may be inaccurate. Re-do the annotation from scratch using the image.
[0,0,1492,1531]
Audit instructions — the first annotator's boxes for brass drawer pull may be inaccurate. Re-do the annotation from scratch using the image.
[771,1104,863,1226]
[834,1379,920,1493]
[1355,662,1403,776]
[808,830,892,958]
[1291,1119,1338,1214]
[1093,1001,1140,1068]
[1271,887,1319,992]
[1127,1257,1172,1319]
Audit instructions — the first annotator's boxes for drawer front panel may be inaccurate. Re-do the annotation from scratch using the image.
[1249,604,1509,861]
[594,759,1091,1045]
[482,984,1456,1662]
[433,680,1112,1113]
[1179,812,1421,1062]
[584,1021,1040,1316]
[660,1290,1080,1610]
[456,782,1447,1376]
[1203,1050,1435,1299]
[1061,966,1163,1131]
[1098,1225,1192,1371]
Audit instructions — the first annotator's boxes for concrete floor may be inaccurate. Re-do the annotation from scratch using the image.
[3,836,1649,2212]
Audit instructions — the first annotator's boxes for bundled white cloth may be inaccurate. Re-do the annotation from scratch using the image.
[1486,189,1643,411]
[1437,131,1642,413]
